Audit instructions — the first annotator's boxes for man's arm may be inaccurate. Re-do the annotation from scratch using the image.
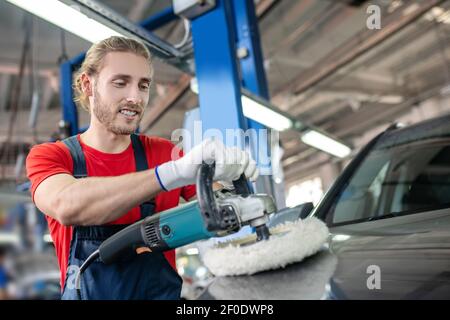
[34,138,259,227]
[34,169,162,226]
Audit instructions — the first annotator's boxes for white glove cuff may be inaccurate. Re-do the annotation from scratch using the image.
[155,161,184,191]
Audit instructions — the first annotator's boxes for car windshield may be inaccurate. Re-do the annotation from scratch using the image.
[328,116,450,225]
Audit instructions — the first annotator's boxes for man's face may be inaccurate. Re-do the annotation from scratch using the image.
[90,51,152,135]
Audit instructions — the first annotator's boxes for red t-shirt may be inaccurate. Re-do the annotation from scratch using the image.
[26,134,196,289]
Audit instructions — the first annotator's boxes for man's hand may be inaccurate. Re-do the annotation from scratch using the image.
[155,139,259,191]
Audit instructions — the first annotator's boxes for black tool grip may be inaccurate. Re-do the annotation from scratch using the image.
[98,222,144,264]
[197,162,218,230]
[197,162,240,233]
[233,174,251,197]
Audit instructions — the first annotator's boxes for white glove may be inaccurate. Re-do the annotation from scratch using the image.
[155,139,259,191]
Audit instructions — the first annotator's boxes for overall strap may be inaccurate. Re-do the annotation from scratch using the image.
[130,133,148,172]
[62,135,87,178]
[130,134,155,219]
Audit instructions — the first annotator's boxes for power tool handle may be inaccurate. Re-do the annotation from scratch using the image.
[98,222,144,264]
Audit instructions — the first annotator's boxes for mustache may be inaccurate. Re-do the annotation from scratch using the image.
[118,104,143,113]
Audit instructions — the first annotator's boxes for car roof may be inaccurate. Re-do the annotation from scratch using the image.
[376,113,450,150]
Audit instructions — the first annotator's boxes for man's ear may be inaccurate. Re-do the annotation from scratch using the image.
[80,73,93,97]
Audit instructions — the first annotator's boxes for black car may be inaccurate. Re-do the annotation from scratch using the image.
[198,114,450,300]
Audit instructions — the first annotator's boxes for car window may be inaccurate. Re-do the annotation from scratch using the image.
[329,138,450,225]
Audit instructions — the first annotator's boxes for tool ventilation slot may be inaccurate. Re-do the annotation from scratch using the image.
[144,222,160,247]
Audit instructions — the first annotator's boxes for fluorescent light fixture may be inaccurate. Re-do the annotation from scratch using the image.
[6,0,124,43]
[241,95,292,131]
[301,130,351,158]
[431,6,445,17]
[194,81,351,157]
[43,234,53,243]
[190,78,292,131]
[332,234,351,242]
[378,95,404,104]
[186,247,199,255]
[438,10,450,24]
[0,232,19,244]
[424,7,450,24]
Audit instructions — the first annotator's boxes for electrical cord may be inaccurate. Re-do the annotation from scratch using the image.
[75,249,100,300]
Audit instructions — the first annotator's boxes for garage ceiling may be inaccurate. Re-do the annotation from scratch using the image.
[1,0,450,183]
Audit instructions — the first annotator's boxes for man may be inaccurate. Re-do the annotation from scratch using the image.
[26,36,258,300]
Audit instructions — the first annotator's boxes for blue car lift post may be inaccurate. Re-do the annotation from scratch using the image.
[190,0,280,201]
[59,53,85,137]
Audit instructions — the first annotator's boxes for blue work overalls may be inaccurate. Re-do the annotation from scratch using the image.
[60,134,182,300]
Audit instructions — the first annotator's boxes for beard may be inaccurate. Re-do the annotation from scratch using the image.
[93,86,143,135]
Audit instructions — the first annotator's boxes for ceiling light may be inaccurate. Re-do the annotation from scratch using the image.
[301,130,351,158]
[241,95,293,131]
[6,0,124,43]
[190,78,292,131]
[424,7,450,24]
[190,79,351,158]
[186,248,199,255]
[0,232,19,244]
[377,95,404,104]
[437,10,450,24]
[332,234,351,242]
[431,6,445,17]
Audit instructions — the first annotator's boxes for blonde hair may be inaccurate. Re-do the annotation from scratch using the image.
[73,36,152,111]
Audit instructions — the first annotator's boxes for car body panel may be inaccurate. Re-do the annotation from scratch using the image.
[197,116,450,300]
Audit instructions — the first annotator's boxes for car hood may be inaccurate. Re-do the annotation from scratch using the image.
[198,209,450,300]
